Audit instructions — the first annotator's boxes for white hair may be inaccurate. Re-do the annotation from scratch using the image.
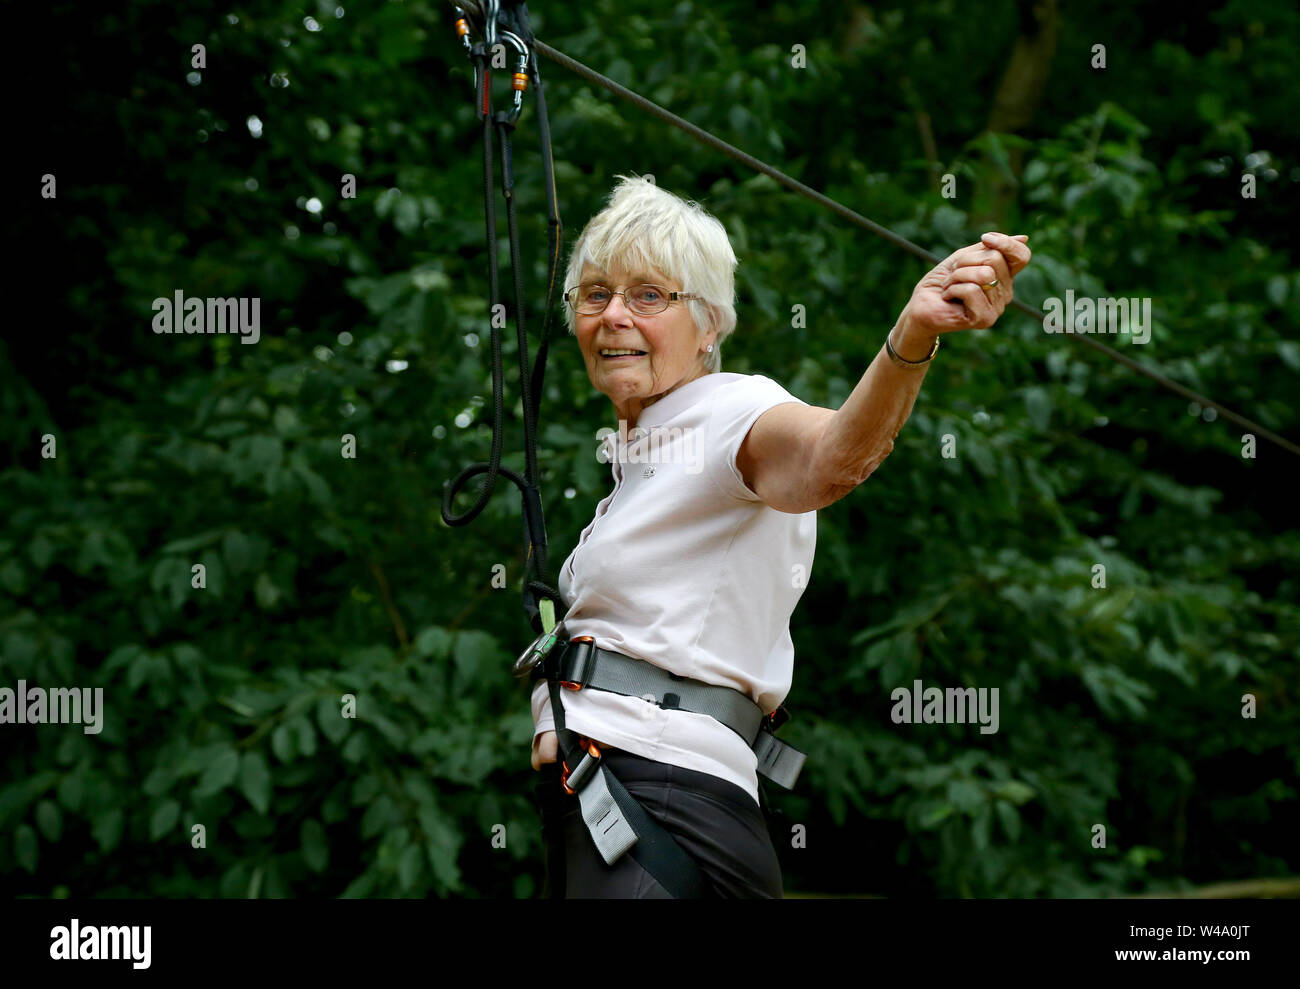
[562,174,737,373]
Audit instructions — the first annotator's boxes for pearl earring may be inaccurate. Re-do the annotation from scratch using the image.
[706,344,714,353]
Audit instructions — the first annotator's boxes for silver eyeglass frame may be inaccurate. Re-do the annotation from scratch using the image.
[563,283,702,316]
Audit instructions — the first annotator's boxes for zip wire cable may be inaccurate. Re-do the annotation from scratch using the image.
[531,38,1299,459]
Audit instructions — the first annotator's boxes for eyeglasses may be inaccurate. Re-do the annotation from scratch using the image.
[563,283,701,316]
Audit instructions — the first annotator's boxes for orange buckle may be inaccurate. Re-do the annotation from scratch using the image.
[560,736,601,795]
[561,636,595,691]
[765,705,791,732]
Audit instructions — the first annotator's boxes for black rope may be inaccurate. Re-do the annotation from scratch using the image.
[531,38,1299,459]
[441,25,566,635]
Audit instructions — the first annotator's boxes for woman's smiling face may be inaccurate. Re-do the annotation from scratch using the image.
[574,261,715,427]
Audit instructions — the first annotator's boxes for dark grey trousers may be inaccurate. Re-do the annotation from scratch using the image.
[533,746,784,898]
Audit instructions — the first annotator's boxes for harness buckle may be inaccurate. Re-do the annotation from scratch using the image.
[561,737,602,795]
[561,636,596,691]
[764,705,791,733]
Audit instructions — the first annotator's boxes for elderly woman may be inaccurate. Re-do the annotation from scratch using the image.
[528,174,1030,898]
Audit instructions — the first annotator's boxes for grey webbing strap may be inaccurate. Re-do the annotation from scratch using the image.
[567,753,639,865]
[564,747,713,894]
[561,644,764,745]
[557,641,805,789]
[753,731,805,790]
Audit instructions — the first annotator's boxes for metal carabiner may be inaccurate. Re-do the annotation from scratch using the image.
[452,5,529,123]
[452,5,482,100]
[496,29,531,124]
[452,5,473,53]
[512,621,567,679]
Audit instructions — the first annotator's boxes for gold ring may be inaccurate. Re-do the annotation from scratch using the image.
[981,279,1000,292]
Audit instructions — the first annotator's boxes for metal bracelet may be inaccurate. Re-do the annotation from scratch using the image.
[886,327,940,367]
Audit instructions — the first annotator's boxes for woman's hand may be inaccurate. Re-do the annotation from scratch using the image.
[531,730,558,770]
[900,232,1032,337]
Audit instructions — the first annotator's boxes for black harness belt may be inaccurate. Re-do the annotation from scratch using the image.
[538,636,806,790]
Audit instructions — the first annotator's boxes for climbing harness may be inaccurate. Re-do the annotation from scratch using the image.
[518,624,806,897]
[446,1,807,899]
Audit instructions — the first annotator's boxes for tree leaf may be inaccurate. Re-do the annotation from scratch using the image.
[992,781,1036,806]
[159,529,226,555]
[1024,386,1052,432]
[14,825,38,873]
[996,801,1021,843]
[239,751,272,814]
[971,803,992,851]
[92,808,124,853]
[150,799,181,840]
[301,819,329,873]
[35,800,63,842]
[57,770,85,813]
[195,747,240,797]
[398,843,423,891]
[271,723,296,763]
[317,695,350,745]
[292,716,318,758]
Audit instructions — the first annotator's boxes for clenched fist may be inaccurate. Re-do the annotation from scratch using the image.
[901,232,1032,335]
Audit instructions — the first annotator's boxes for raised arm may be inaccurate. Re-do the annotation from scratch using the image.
[737,232,1032,513]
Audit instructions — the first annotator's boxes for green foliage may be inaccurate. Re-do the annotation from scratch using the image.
[2,0,1296,898]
